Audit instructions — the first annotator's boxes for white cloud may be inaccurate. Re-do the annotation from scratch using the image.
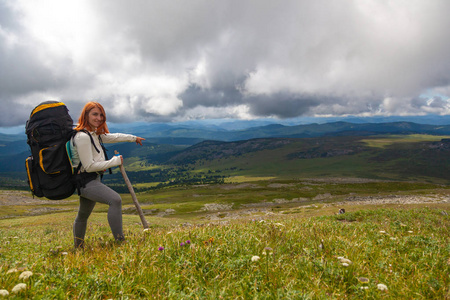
[1,0,450,127]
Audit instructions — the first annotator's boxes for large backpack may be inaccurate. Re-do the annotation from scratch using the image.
[25,101,77,200]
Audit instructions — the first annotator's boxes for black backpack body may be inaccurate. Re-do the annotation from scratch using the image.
[25,101,76,200]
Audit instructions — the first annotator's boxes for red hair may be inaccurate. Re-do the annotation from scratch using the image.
[74,101,110,134]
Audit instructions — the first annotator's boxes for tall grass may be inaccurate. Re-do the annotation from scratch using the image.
[1,207,449,299]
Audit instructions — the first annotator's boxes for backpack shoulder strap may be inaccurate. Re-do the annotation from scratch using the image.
[73,130,112,175]
[98,135,112,175]
[77,129,101,153]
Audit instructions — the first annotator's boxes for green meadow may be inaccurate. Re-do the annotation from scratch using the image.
[0,203,449,299]
[1,134,449,298]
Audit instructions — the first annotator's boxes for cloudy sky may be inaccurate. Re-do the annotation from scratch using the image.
[1,0,450,129]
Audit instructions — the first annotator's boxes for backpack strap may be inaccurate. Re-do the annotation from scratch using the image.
[79,129,101,153]
[98,135,112,175]
[73,130,112,175]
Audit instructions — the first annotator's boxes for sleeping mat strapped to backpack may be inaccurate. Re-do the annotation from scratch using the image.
[25,101,76,200]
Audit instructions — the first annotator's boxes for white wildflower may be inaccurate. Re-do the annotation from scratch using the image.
[338,257,353,265]
[408,231,413,233]
[379,230,386,234]
[6,268,18,274]
[342,263,350,267]
[0,289,9,296]
[11,283,26,294]
[377,283,388,291]
[18,271,33,280]
[251,256,260,262]
[61,252,68,255]
[360,286,369,290]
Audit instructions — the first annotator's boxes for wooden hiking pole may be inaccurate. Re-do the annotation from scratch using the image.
[115,150,149,229]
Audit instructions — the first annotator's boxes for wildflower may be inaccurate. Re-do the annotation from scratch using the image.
[379,230,386,234]
[11,283,26,294]
[158,246,164,251]
[342,263,350,267]
[6,268,18,274]
[263,247,273,255]
[408,231,413,233]
[377,283,388,291]
[204,237,214,246]
[319,240,324,249]
[360,286,369,290]
[186,240,191,244]
[18,271,33,280]
[180,242,185,247]
[338,257,352,265]
[0,290,9,296]
[61,252,68,255]
[251,256,260,262]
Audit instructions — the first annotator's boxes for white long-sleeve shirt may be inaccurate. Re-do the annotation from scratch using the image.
[70,131,137,173]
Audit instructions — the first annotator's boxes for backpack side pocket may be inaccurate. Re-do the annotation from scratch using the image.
[38,143,68,174]
[25,156,44,197]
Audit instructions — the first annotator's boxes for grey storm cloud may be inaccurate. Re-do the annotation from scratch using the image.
[1,0,450,128]
[247,94,323,118]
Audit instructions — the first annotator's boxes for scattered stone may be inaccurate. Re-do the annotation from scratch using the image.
[201,203,233,211]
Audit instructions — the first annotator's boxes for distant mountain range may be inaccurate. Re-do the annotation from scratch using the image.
[2,120,450,157]
[110,121,450,142]
[2,119,450,189]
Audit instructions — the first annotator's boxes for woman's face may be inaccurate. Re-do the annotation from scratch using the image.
[87,107,104,130]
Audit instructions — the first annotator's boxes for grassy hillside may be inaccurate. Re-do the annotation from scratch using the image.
[0,205,448,298]
[2,134,450,192]
[1,132,449,298]
[155,134,450,185]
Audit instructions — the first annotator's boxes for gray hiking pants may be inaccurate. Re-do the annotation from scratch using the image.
[73,177,124,247]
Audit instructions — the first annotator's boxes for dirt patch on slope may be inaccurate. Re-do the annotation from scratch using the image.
[0,190,76,205]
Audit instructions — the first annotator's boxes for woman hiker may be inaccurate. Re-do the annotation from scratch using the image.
[70,101,145,248]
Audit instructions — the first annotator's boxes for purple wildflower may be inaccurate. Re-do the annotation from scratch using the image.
[158,246,164,251]
[180,242,185,246]
[186,240,191,244]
